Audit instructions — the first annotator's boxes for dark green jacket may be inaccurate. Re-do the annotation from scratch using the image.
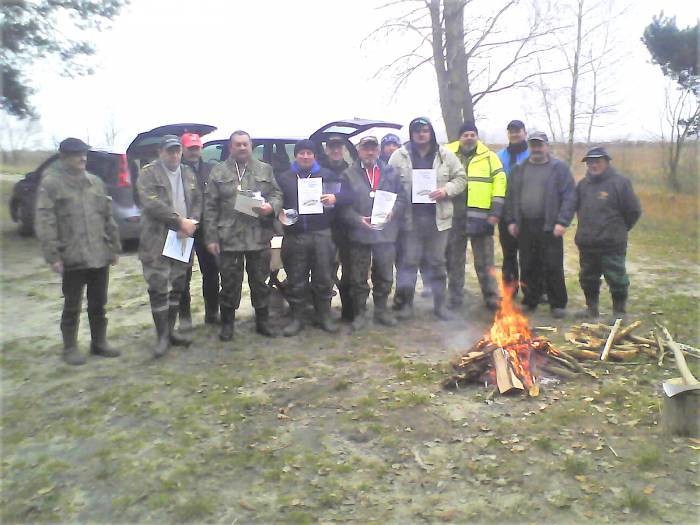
[575,167,641,253]
[137,160,201,263]
[35,161,121,269]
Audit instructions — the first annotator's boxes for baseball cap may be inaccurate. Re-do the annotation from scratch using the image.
[160,135,182,149]
[59,137,90,154]
[358,136,379,147]
[380,133,401,147]
[582,146,611,161]
[181,133,203,148]
[507,119,526,131]
[325,134,344,145]
[527,131,549,143]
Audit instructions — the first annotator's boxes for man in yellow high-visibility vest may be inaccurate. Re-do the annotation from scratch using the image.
[446,121,506,311]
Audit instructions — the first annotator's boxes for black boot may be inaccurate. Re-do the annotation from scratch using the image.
[219,307,235,341]
[433,287,455,321]
[89,316,120,357]
[169,306,192,346]
[575,289,600,320]
[255,307,276,337]
[373,296,397,327]
[395,289,415,320]
[61,314,86,366]
[179,299,193,331]
[339,285,355,322]
[316,298,339,333]
[204,298,220,325]
[351,297,368,331]
[152,309,170,358]
[610,292,628,324]
[283,305,304,337]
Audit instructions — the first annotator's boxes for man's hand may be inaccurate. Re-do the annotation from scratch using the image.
[487,215,499,226]
[254,203,273,216]
[428,187,448,201]
[207,243,220,256]
[51,261,64,274]
[321,194,336,206]
[508,224,519,237]
[553,224,567,237]
[111,255,119,266]
[179,218,198,236]
[360,216,373,229]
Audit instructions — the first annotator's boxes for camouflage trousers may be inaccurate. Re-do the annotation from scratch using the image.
[348,241,396,305]
[142,257,190,313]
[219,249,271,310]
[281,229,336,308]
[446,225,499,306]
[579,250,629,298]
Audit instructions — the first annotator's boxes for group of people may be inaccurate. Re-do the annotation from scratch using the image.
[35,117,641,365]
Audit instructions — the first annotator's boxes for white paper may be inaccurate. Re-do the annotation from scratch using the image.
[371,190,397,225]
[234,191,265,217]
[162,229,194,262]
[411,169,437,204]
[297,178,323,215]
[270,236,283,249]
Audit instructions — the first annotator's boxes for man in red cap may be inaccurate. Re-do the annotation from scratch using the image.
[179,132,220,328]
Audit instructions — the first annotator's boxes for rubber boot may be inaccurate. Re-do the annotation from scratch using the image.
[204,298,220,325]
[179,297,193,331]
[575,290,600,320]
[610,292,628,324]
[255,307,276,337]
[89,316,120,357]
[433,287,455,321]
[316,298,339,333]
[351,296,369,331]
[152,309,170,358]
[373,296,397,327]
[339,284,355,322]
[395,289,415,320]
[219,307,235,341]
[61,316,86,366]
[169,306,192,346]
[283,305,304,337]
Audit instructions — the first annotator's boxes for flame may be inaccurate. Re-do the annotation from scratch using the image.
[488,279,532,347]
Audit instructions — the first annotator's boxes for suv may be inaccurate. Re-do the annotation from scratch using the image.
[8,123,217,241]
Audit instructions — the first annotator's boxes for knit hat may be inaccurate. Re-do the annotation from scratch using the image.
[458,121,478,136]
[294,139,316,156]
[381,133,401,147]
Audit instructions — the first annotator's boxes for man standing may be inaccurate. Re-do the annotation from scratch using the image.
[137,135,201,357]
[574,147,641,322]
[179,132,219,328]
[446,121,506,310]
[204,130,282,342]
[496,120,530,292]
[277,139,352,336]
[35,138,121,365]
[321,134,353,321]
[505,131,576,318]
[379,133,401,164]
[389,117,466,320]
[340,136,407,329]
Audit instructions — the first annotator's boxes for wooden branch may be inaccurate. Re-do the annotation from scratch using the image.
[600,318,622,361]
[612,321,643,344]
[660,325,699,385]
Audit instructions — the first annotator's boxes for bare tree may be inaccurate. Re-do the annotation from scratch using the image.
[0,113,42,163]
[660,82,700,191]
[369,0,567,140]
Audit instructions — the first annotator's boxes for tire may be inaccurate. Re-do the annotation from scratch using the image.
[17,200,35,237]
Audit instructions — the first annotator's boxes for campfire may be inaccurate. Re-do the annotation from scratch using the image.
[443,282,584,396]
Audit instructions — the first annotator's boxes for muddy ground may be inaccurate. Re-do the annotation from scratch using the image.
[1,173,699,524]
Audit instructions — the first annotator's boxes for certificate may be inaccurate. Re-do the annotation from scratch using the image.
[162,229,194,262]
[411,169,437,204]
[234,190,265,217]
[297,177,323,215]
[371,190,397,225]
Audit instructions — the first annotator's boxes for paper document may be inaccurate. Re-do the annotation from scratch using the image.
[162,229,194,262]
[411,169,437,204]
[371,190,397,225]
[297,177,323,215]
[234,190,265,217]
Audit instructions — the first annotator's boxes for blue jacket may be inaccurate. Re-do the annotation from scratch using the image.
[497,147,530,178]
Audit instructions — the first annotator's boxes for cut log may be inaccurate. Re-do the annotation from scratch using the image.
[540,364,578,379]
[662,390,700,437]
[612,320,643,344]
[600,318,623,361]
[493,348,524,394]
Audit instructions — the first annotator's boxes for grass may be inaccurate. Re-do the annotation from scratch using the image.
[563,457,588,476]
[635,445,662,471]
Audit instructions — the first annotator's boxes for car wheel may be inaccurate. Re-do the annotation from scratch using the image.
[17,200,35,237]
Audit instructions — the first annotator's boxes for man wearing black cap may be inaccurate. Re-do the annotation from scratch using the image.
[137,135,201,357]
[388,117,466,320]
[35,138,121,365]
[496,120,530,292]
[276,139,353,335]
[504,131,576,318]
[340,136,407,329]
[574,146,641,322]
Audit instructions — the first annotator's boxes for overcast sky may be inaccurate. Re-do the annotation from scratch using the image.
[14,0,699,149]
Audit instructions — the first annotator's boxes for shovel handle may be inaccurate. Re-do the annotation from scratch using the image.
[661,326,698,385]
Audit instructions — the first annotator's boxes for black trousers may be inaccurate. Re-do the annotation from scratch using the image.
[181,233,220,315]
[498,220,519,288]
[61,266,109,333]
[281,230,336,308]
[518,219,567,309]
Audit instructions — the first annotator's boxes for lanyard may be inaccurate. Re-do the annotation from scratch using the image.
[235,162,247,188]
[364,165,380,191]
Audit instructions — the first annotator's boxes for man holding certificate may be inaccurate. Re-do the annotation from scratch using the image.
[137,135,201,357]
[339,136,407,330]
[276,139,353,336]
[204,131,282,342]
[388,117,466,320]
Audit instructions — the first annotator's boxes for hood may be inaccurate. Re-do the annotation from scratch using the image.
[291,160,321,175]
[408,116,439,153]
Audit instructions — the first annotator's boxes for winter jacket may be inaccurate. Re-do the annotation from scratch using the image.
[339,160,407,244]
[505,156,576,232]
[574,167,641,253]
[497,144,530,177]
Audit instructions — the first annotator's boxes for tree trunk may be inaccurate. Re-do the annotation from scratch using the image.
[566,0,584,164]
